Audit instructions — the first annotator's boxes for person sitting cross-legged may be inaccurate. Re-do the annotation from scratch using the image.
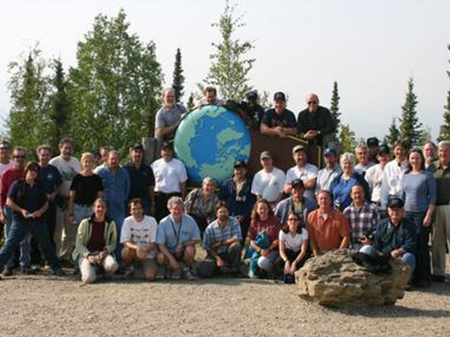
[196,202,243,278]
[121,198,159,281]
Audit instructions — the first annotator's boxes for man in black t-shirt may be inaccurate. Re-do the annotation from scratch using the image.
[260,92,297,138]
[124,143,155,216]
[297,93,336,147]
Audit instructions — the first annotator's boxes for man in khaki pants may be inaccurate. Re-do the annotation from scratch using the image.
[50,138,80,266]
[429,141,450,283]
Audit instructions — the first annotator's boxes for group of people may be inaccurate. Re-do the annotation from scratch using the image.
[0,86,448,290]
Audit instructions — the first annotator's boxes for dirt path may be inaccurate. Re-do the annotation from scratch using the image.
[1,274,449,337]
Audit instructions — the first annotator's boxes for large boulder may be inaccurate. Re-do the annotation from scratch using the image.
[295,249,411,307]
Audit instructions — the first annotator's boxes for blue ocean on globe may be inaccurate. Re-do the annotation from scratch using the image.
[174,105,251,185]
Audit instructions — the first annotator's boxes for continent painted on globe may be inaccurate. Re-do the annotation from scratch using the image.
[174,105,251,184]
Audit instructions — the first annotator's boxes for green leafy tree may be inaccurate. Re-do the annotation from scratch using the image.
[7,47,51,154]
[339,124,356,153]
[68,10,163,154]
[399,77,422,148]
[384,117,400,147]
[47,58,72,151]
[172,48,185,103]
[205,1,255,101]
[438,45,450,142]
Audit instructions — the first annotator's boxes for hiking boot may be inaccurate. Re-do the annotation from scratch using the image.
[163,267,173,279]
[123,267,135,280]
[2,267,13,277]
[431,275,446,283]
[53,268,66,276]
[182,267,197,281]
[20,266,35,275]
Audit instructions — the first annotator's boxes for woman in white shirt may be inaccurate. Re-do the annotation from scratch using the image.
[278,212,309,283]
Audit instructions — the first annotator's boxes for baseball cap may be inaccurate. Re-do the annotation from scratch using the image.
[367,137,379,147]
[292,144,306,154]
[161,141,173,150]
[378,144,390,155]
[260,151,272,160]
[273,92,286,102]
[387,196,404,209]
[291,178,304,189]
[246,91,258,101]
[324,148,337,156]
[131,143,144,151]
[234,160,247,168]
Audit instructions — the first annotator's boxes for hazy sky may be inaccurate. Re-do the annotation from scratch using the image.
[1,0,449,141]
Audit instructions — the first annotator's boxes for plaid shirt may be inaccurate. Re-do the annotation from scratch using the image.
[343,201,379,246]
[202,217,242,254]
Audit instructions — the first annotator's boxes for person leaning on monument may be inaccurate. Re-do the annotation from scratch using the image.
[196,202,243,278]
[297,93,335,147]
[260,92,297,138]
[360,196,416,273]
[196,86,224,108]
[155,88,189,142]
[155,197,200,281]
[306,190,351,256]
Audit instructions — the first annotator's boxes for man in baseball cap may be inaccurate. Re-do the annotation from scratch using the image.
[260,91,297,138]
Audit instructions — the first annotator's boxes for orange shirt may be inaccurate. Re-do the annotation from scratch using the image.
[307,209,350,252]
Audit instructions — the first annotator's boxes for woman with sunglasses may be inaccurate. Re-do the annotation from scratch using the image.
[0,162,64,279]
[277,212,309,283]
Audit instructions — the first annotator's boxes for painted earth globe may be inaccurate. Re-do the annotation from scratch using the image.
[174,105,251,185]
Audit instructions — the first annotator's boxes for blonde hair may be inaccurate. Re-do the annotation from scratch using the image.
[80,152,95,163]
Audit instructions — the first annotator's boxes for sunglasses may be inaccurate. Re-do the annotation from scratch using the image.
[13,155,25,159]
[307,101,318,105]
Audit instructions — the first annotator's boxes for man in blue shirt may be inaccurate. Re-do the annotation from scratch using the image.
[197,202,243,278]
[156,197,200,280]
[95,150,130,266]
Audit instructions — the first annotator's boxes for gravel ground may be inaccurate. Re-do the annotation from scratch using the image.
[1,271,450,337]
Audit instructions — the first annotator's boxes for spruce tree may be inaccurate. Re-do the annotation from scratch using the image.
[205,0,255,101]
[384,117,400,147]
[187,93,195,111]
[48,58,72,151]
[330,81,341,131]
[172,48,185,103]
[399,77,422,148]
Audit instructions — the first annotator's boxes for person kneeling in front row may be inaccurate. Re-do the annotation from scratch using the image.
[360,196,416,272]
[156,197,201,280]
[197,202,243,278]
[121,198,159,281]
[72,198,118,284]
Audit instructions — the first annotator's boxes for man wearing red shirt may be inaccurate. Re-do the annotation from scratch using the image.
[0,147,27,275]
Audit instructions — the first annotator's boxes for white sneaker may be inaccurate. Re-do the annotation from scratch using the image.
[182,267,197,281]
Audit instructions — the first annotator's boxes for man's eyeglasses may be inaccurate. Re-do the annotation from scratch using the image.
[0,147,9,151]
[307,101,318,105]
[13,155,25,159]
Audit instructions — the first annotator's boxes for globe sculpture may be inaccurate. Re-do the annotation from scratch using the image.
[174,105,251,185]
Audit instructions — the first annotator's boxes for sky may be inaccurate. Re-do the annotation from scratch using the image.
[1,0,449,141]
